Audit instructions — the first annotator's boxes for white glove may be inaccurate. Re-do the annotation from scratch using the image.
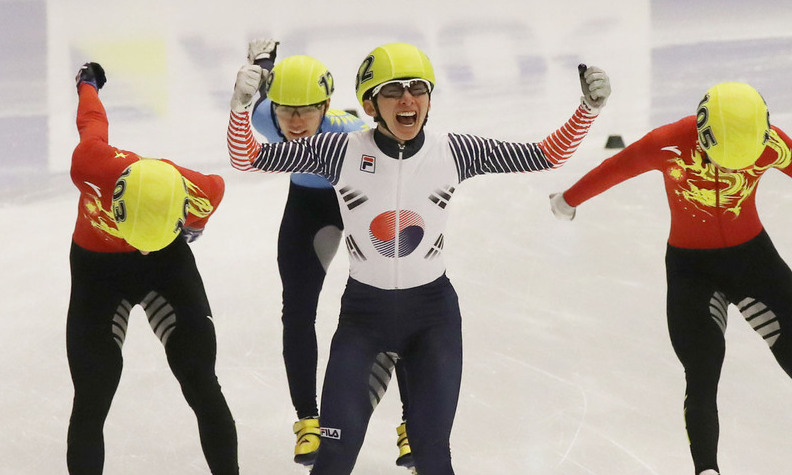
[579,65,611,114]
[230,64,266,112]
[549,192,576,220]
[247,39,279,64]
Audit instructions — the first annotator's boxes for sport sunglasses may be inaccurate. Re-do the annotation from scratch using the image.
[371,79,432,99]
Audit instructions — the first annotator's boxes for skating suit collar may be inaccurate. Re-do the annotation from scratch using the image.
[373,128,425,159]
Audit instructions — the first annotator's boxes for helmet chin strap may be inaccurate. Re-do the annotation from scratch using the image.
[270,102,288,141]
[371,99,396,139]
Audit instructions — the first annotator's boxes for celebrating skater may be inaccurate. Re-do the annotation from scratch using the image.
[232,39,414,469]
[228,42,610,474]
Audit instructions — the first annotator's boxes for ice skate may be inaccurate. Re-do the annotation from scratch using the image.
[395,422,417,473]
[293,417,320,466]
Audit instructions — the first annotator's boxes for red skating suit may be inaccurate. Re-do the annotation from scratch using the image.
[71,83,225,253]
[564,116,792,249]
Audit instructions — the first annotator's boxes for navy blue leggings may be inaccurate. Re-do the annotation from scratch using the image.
[311,275,463,475]
[278,182,409,420]
[278,183,343,418]
[666,230,792,474]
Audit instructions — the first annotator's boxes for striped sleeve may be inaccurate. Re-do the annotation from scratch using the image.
[251,132,349,185]
[538,104,597,166]
[227,109,350,183]
[449,104,597,181]
[448,134,553,181]
[228,110,262,172]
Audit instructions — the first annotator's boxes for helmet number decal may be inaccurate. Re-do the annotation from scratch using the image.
[696,93,717,150]
[356,55,375,91]
[318,71,334,97]
[112,167,131,223]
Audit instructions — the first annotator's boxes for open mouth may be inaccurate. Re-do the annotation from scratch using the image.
[396,111,417,126]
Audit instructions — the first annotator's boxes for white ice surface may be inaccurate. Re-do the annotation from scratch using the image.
[2,0,792,473]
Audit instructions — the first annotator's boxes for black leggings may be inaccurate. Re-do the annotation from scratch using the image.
[277,182,409,420]
[666,230,792,474]
[66,239,238,474]
[311,275,463,475]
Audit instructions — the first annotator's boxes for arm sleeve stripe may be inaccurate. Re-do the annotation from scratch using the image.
[250,132,349,184]
[227,108,350,183]
[449,132,553,181]
[227,110,261,172]
[539,106,597,166]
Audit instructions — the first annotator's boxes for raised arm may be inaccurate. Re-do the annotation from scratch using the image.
[227,39,281,170]
[450,65,611,180]
[75,63,109,145]
[72,62,135,179]
[538,65,610,166]
[226,66,349,182]
[227,63,268,171]
[248,39,288,143]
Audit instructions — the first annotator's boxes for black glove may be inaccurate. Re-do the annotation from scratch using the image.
[76,62,107,90]
[182,226,204,243]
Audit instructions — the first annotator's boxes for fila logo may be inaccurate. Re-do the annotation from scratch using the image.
[360,155,376,173]
[320,427,342,440]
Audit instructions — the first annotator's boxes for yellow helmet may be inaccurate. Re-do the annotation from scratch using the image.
[355,42,435,107]
[112,159,188,252]
[696,82,770,170]
[265,55,334,106]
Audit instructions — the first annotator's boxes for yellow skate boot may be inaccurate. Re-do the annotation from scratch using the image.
[395,422,416,472]
[293,417,320,466]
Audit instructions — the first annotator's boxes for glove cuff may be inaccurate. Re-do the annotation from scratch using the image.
[230,98,252,113]
[550,192,577,220]
[580,96,600,116]
[77,79,99,91]
[254,57,275,71]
